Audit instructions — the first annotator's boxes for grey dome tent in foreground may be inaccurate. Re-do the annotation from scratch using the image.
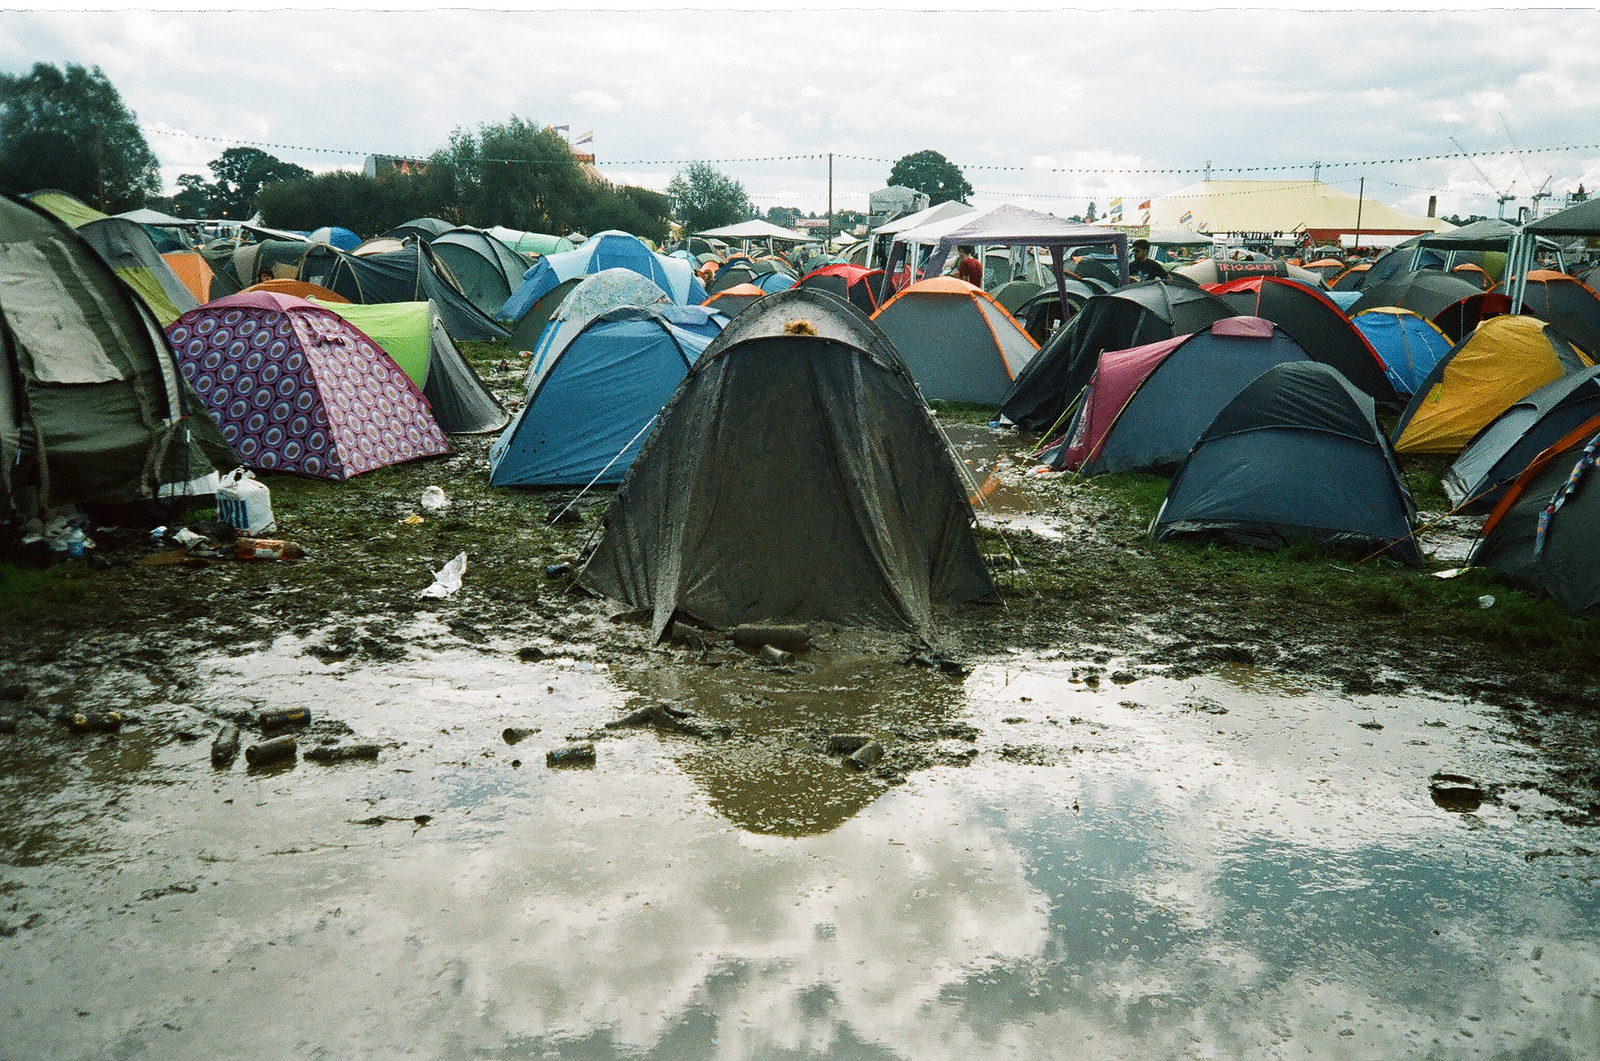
[580,288,998,642]
[1443,366,1600,515]
[1151,361,1420,563]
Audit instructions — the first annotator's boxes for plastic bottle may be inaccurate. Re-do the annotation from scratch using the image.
[66,526,86,558]
[234,538,306,561]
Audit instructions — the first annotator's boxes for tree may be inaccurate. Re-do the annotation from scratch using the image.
[667,162,750,233]
[765,205,802,228]
[191,147,312,219]
[886,150,972,206]
[0,62,160,210]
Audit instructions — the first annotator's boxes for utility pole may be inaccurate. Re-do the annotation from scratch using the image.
[1312,161,1321,183]
[827,152,834,255]
[1353,177,1365,256]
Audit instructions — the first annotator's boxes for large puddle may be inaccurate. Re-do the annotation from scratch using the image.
[3,629,1597,1059]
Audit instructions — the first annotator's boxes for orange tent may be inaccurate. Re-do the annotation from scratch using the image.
[239,278,351,304]
[162,251,214,302]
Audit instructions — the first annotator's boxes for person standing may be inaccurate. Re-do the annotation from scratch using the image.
[1128,238,1167,281]
[956,246,983,286]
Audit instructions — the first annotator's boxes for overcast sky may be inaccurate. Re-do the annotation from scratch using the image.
[5,5,1600,222]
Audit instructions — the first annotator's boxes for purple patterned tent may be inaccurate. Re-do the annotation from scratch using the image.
[167,291,450,481]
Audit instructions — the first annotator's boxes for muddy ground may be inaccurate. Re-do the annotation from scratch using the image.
[2,348,1599,1059]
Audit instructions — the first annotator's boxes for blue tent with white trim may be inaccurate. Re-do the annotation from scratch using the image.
[497,230,705,321]
[754,271,797,294]
[488,305,726,487]
[308,226,362,251]
[1351,307,1455,396]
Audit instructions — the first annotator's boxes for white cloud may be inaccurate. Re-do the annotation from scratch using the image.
[570,88,621,113]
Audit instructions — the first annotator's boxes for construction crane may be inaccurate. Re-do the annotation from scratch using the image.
[1451,136,1517,219]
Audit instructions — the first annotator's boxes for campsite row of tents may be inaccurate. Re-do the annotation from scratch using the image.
[9,181,1600,628]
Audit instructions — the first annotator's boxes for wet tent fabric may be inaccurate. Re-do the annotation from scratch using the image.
[24,188,108,229]
[1351,308,1455,395]
[498,231,700,321]
[1443,367,1600,514]
[703,283,766,318]
[1392,316,1593,454]
[1348,271,1485,320]
[242,278,349,303]
[312,300,508,435]
[308,227,361,251]
[580,288,998,641]
[430,228,530,318]
[317,242,509,342]
[386,218,452,243]
[1152,361,1419,563]
[1207,277,1397,406]
[999,281,1238,431]
[0,192,234,515]
[162,251,214,303]
[167,292,451,480]
[75,217,200,326]
[871,277,1039,404]
[1055,317,1313,474]
[520,270,674,387]
[1497,272,1600,357]
[798,264,883,315]
[1329,264,1370,291]
[488,305,724,487]
[1473,417,1600,614]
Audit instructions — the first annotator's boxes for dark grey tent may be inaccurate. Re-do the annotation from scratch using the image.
[1472,416,1600,614]
[1443,366,1600,514]
[1054,318,1314,474]
[1151,361,1419,563]
[0,193,234,518]
[580,288,998,641]
[708,262,758,294]
[999,281,1237,431]
[316,242,509,342]
[1348,271,1487,319]
[430,228,530,318]
[386,217,452,243]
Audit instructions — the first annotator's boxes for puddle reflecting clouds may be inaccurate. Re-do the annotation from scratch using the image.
[1,635,1597,1059]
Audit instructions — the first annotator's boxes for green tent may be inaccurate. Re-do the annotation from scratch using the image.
[0,192,235,517]
[310,299,508,434]
[489,226,573,257]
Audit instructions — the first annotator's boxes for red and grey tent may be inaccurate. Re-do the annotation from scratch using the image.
[797,263,885,316]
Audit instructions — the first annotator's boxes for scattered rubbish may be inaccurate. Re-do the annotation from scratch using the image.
[67,711,123,735]
[171,527,206,548]
[244,735,298,767]
[149,526,168,544]
[259,708,311,734]
[420,552,468,599]
[544,562,571,578]
[234,538,306,561]
[546,743,596,768]
[847,741,885,770]
[502,727,539,745]
[189,520,236,542]
[1478,594,1496,609]
[1430,773,1484,812]
[760,645,793,665]
[825,734,874,755]
[729,624,811,652]
[605,703,726,739]
[210,724,239,766]
[216,468,276,535]
[399,513,425,525]
[65,525,88,558]
[304,743,382,764]
[420,485,451,512]
[1433,567,1466,579]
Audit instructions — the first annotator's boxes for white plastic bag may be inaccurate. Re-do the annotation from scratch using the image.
[215,468,275,535]
[420,552,467,599]
[420,485,450,513]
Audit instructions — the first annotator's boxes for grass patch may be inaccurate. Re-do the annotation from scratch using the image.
[926,400,998,424]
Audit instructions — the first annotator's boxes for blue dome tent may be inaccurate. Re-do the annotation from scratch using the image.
[497,231,705,321]
[1351,307,1455,396]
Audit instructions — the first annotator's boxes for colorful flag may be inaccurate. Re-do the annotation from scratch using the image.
[575,131,593,145]
[1138,200,1151,211]
[553,125,569,133]
[1109,197,1123,222]
[1179,210,1193,225]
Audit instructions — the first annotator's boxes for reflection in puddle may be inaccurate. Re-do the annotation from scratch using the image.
[2,635,1597,1059]
[941,420,1062,540]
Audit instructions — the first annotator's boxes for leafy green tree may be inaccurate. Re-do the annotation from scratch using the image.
[886,150,971,206]
[582,184,671,243]
[765,205,802,228]
[434,117,592,233]
[193,147,311,219]
[668,162,751,232]
[0,62,160,210]
[172,173,212,218]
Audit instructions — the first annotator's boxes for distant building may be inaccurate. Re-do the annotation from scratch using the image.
[1148,180,1452,249]
[869,186,930,229]
[363,155,429,179]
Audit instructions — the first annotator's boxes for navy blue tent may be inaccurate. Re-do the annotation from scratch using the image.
[488,305,725,487]
[1152,361,1419,562]
[498,231,704,321]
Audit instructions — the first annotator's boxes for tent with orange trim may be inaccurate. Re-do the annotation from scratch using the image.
[1473,412,1600,614]
[1392,315,1593,454]
[240,278,351,303]
[702,282,766,318]
[797,263,884,315]
[871,277,1039,404]
[1491,270,1600,357]
[162,251,215,303]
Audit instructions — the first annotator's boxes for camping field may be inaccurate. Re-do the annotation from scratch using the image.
[3,340,1599,1060]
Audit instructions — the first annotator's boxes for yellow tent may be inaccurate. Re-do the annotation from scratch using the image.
[1393,315,1593,454]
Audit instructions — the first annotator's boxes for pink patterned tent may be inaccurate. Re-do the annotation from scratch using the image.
[167,291,450,481]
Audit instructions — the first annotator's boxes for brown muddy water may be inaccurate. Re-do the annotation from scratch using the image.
[3,619,1598,1060]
